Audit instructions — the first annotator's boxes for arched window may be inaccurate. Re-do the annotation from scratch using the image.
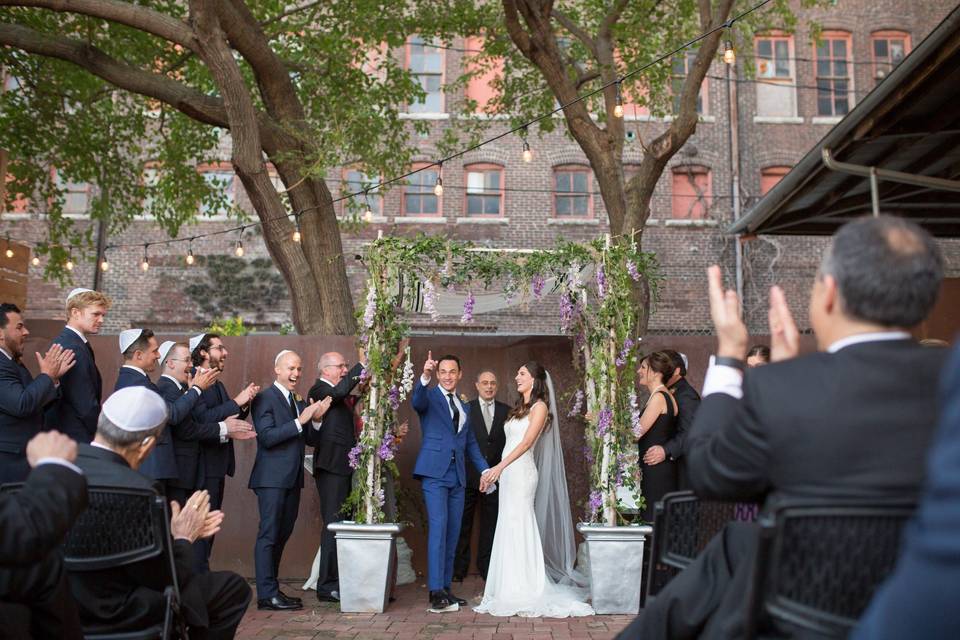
[671,165,711,219]
[464,163,503,216]
[871,31,910,83]
[814,31,854,117]
[761,166,791,195]
[406,36,444,113]
[553,165,592,218]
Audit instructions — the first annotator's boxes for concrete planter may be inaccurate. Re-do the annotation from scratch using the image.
[328,521,403,613]
[577,523,653,614]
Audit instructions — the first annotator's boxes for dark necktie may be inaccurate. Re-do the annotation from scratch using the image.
[288,392,299,419]
[447,393,460,432]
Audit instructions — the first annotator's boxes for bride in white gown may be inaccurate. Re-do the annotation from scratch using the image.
[474,361,593,618]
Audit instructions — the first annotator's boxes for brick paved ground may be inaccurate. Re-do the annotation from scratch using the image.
[236,576,635,639]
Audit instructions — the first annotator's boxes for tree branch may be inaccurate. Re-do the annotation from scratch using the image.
[551,8,596,57]
[598,0,630,42]
[0,0,198,50]
[0,22,227,127]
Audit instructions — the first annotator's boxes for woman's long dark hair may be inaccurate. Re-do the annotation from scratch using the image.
[508,360,553,430]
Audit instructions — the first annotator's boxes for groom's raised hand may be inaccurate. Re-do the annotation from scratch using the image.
[422,350,438,380]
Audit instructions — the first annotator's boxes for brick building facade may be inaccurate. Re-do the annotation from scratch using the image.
[2,0,957,336]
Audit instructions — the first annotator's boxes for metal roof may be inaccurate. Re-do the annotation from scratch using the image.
[730,4,960,237]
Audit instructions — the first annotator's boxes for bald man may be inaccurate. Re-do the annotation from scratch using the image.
[307,351,365,602]
[250,351,331,611]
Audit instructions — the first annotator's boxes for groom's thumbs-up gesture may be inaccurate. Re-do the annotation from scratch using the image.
[422,350,438,381]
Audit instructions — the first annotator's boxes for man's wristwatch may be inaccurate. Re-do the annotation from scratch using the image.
[714,356,746,372]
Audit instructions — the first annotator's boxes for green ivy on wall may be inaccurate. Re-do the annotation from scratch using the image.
[184,255,288,320]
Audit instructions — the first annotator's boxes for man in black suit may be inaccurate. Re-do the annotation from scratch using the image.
[454,369,508,581]
[251,350,330,611]
[0,302,76,483]
[620,216,948,640]
[155,341,255,507]
[0,431,87,640]
[71,386,251,639]
[114,330,221,497]
[642,349,701,488]
[189,332,259,571]
[307,350,364,603]
[46,288,111,443]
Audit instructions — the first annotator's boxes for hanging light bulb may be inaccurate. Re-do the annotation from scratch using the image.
[234,227,245,257]
[141,245,149,271]
[522,140,533,163]
[292,216,301,243]
[433,163,443,197]
[364,208,374,222]
[613,81,624,118]
[186,248,195,265]
[65,258,74,271]
[100,256,109,272]
[31,256,39,266]
[723,40,736,65]
[4,236,13,259]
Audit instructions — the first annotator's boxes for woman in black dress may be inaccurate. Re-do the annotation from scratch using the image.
[636,351,680,522]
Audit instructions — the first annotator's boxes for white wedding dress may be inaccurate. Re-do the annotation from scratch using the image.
[474,413,594,618]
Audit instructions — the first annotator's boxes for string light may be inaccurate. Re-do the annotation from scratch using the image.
[434,163,443,197]
[613,82,624,118]
[4,235,12,258]
[292,216,301,243]
[141,245,149,271]
[522,140,533,163]
[31,255,39,266]
[723,40,736,65]
[234,227,245,257]
[363,191,374,222]
[100,252,109,272]
[186,238,195,265]
[65,257,74,271]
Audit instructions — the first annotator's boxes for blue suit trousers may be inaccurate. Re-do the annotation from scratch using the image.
[253,486,302,599]
[421,462,465,591]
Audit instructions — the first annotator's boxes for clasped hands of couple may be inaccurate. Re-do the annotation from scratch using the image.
[421,350,500,495]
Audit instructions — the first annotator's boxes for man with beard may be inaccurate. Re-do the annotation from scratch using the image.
[251,350,330,610]
[189,333,259,571]
[155,341,255,507]
[0,302,76,483]
[46,288,111,443]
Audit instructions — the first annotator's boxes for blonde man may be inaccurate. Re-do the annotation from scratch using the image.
[45,288,110,443]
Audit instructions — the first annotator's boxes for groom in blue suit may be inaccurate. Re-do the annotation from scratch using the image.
[412,352,490,613]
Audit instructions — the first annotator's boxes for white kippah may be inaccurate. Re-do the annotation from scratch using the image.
[679,352,689,371]
[275,349,293,365]
[158,340,176,364]
[102,387,168,432]
[67,288,93,303]
[189,333,206,354]
[119,329,144,353]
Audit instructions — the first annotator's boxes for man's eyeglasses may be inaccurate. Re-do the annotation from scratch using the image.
[323,363,350,370]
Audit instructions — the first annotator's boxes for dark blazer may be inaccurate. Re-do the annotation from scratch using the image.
[0,462,88,566]
[193,381,246,479]
[307,363,363,477]
[852,343,960,640]
[465,398,508,487]
[249,384,307,489]
[0,353,58,483]
[114,367,201,483]
[664,377,701,461]
[155,376,222,491]
[70,444,209,629]
[687,339,947,504]
[45,327,101,443]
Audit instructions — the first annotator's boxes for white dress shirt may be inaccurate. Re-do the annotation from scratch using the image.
[65,324,87,343]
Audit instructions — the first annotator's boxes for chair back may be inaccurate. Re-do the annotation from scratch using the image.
[746,497,915,638]
[646,491,759,598]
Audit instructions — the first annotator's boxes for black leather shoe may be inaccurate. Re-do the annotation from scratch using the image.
[316,590,340,603]
[445,589,467,606]
[257,596,303,611]
[428,590,458,613]
[452,573,465,582]
[277,592,302,605]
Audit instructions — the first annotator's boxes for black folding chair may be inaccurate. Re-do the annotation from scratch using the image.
[645,491,760,600]
[744,497,915,639]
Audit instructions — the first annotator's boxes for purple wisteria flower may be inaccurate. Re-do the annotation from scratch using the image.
[358,367,370,384]
[596,264,607,300]
[387,385,401,411]
[583,444,595,463]
[597,407,613,437]
[626,259,641,282]
[362,286,377,329]
[616,338,636,367]
[588,490,603,517]
[559,294,576,332]
[531,274,545,299]
[348,443,363,469]
[375,487,386,507]
[378,431,396,461]
[629,392,642,438]
[461,291,475,324]
[568,389,584,418]
[423,279,439,322]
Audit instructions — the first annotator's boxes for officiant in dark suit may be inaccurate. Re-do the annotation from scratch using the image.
[307,351,364,603]
[620,216,948,640]
[0,303,74,483]
[454,369,508,581]
[46,288,111,444]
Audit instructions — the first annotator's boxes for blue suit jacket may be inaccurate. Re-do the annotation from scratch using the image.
[155,376,222,490]
[45,327,101,443]
[852,344,960,639]
[0,353,58,482]
[249,384,306,489]
[411,379,488,484]
[193,381,244,479]
[114,366,201,482]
